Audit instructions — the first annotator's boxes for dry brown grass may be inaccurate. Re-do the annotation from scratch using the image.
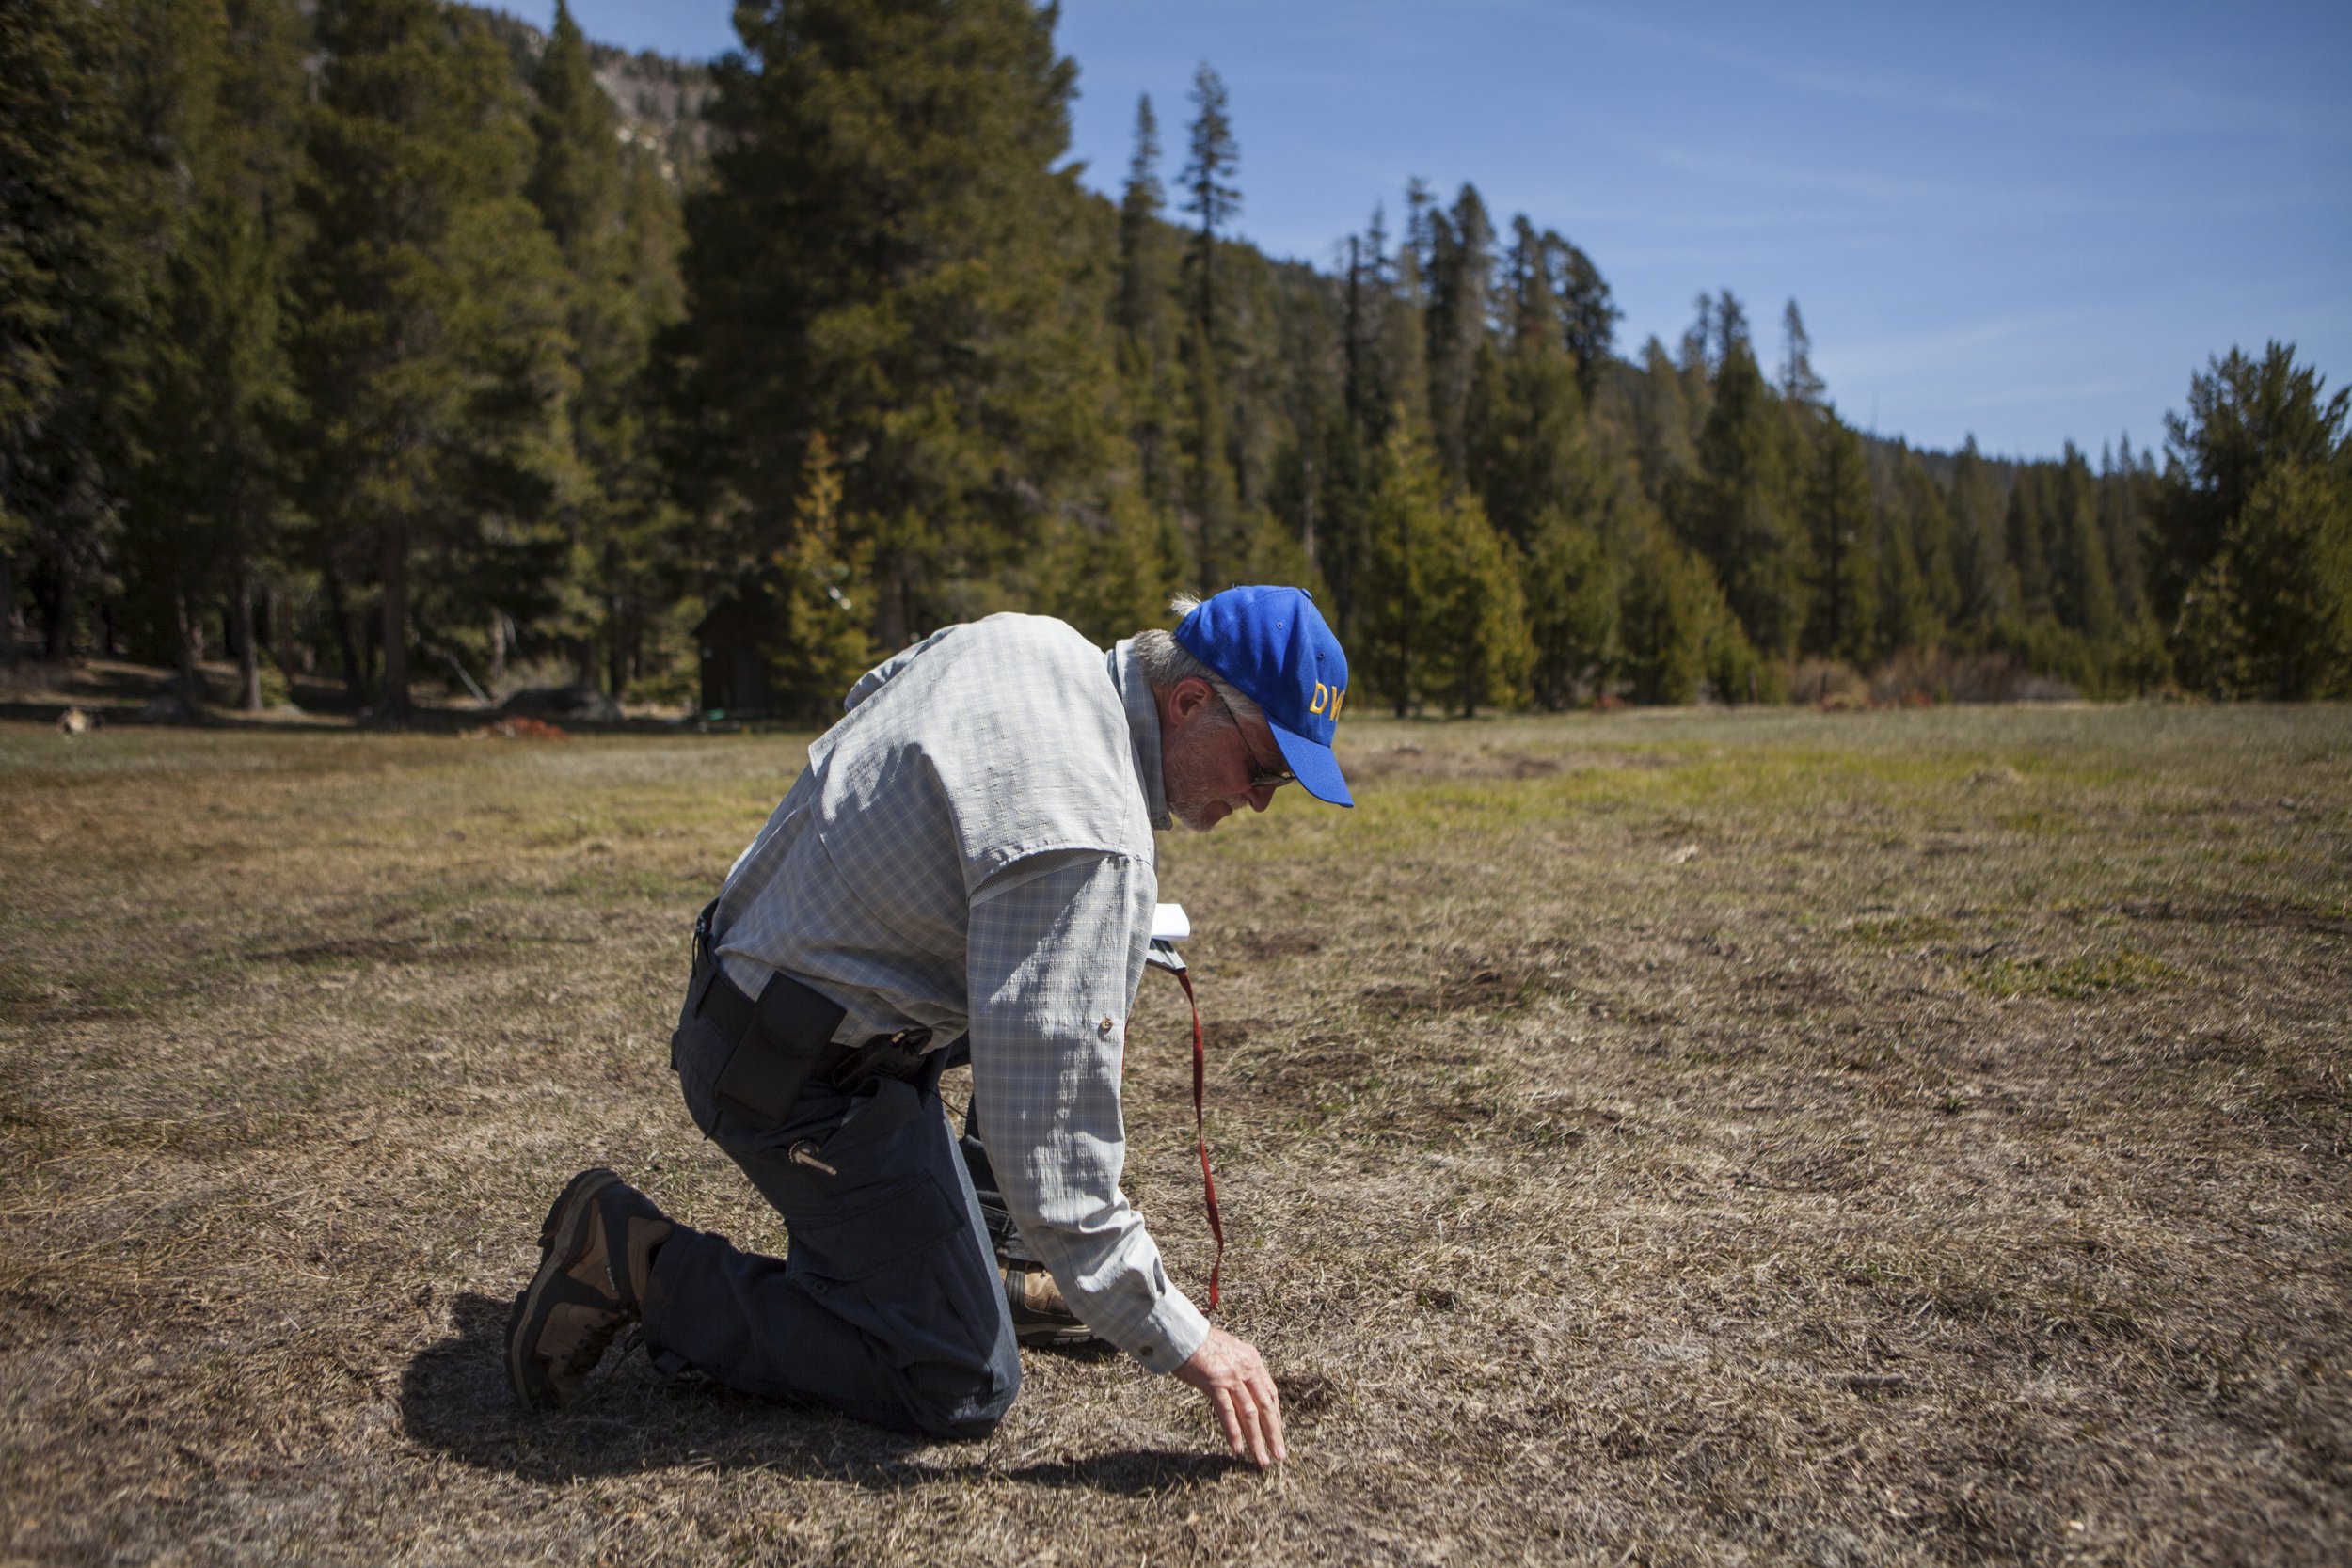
[2,705,2347,1566]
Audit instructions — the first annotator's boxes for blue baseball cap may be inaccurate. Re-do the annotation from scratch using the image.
[1174,585,1354,808]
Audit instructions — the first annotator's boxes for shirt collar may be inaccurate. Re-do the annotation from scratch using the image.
[1109,640,1170,832]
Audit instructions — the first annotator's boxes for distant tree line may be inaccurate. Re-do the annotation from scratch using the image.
[4,0,2347,720]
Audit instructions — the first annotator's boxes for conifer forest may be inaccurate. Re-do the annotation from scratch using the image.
[5,0,2348,721]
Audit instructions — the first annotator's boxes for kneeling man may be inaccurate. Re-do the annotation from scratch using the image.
[504,586,1352,1468]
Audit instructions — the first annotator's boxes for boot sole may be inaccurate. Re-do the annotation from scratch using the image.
[1012,1319,1103,1347]
[505,1166,624,1410]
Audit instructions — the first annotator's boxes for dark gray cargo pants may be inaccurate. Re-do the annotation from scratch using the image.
[647,1000,1022,1440]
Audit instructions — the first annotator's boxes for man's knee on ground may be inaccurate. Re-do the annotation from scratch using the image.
[904,1352,1020,1442]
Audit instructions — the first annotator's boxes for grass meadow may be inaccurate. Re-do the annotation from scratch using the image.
[2,704,2347,1565]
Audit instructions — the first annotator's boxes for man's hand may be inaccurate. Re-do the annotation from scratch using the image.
[1173,1325,1285,1467]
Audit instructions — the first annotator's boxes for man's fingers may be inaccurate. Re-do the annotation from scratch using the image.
[1236,1392,1267,1467]
[1210,1386,1245,1458]
[1253,1370,1286,1464]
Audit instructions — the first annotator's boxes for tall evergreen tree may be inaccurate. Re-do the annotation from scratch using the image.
[1523,505,1616,708]
[1778,299,1825,407]
[1544,229,1617,399]
[1423,489,1530,717]
[1617,519,1725,705]
[527,0,683,696]
[2099,436,2154,627]
[1376,201,1432,437]
[1,0,147,663]
[2157,341,2349,622]
[2159,344,2351,696]
[672,0,1113,645]
[1684,327,1805,660]
[1179,63,1238,352]
[2050,443,2118,644]
[1425,182,1494,482]
[119,0,309,711]
[765,432,873,717]
[294,0,577,716]
[1799,413,1876,663]
[1949,436,2012,632]
[1358,421,1445,714]
[2223,457,2352,698]
[1467,231,1593,553]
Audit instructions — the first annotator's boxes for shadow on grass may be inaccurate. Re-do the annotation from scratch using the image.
[400,1291,1237,1495]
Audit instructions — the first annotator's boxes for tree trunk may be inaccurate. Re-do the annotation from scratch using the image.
[0,551,16,669]
[234,569,262,712]
[172,588,207,711]
[378,515,409,717]
[487,610,508,689]
[607,591,626,699]
[267,581,299,684]
[42,562,74,662]
[324,562,368,708]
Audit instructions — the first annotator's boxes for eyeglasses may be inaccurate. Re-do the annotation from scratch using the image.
[1216,690,1295,793]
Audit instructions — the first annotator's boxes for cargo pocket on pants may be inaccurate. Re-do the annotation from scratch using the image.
[789,1167,994,1371]
[671,1006,732,1137]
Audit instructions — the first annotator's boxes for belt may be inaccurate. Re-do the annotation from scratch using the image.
[689,901,931,1118]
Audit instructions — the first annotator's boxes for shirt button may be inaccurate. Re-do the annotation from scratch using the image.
[1098,1015,1117,1037]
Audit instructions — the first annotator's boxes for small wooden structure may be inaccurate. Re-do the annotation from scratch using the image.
[691,584,777,717]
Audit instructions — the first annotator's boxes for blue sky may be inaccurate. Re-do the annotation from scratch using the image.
[506,1,2350,463]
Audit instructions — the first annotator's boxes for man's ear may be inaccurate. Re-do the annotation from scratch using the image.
[1167,675,1216,727]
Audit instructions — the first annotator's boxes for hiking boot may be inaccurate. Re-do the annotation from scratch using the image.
[1002,1259,1098,1347]
[506,1167,673,1409]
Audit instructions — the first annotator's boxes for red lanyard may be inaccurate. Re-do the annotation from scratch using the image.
[1170,965,1223,1309]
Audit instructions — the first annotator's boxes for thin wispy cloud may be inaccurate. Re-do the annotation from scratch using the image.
[1549,3,2022,121]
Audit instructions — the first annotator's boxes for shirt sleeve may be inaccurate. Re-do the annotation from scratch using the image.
[964,848,1212,1374]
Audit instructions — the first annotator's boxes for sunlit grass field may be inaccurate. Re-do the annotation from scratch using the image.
[3,705,2347,1565]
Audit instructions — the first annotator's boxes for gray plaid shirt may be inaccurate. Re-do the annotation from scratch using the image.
[708,614,1210,1372]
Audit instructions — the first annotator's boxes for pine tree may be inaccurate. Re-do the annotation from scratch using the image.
[2099,437,2153,626]
[2155,345,2351,697]
[672,0,1111,646]
[1,0,148,663]
[1799,413,1876,663]
[2004,466,2054,625]
[1630,338,1694,509]
[1524,506,1616,708]
[1949,436,2012,632]
[1466,217,1594,551]
[1778,299,1825,406]
[1545,230,1617,399]
[766,433,873,717]
[1617,520,1718,705]
[1184,319,1243,590]
[1115,95,1180,509]
[1046,485,1179,647]
[1684,328,1805,660]
[2050,443,2118,645]
[596,139,690,699]
[1894,446,1963,634]
[1377,199,1432,436]
[1423,489,1531,716]
[119,0,309,712]
[1358,422,1447,713]
[527,0,683,697]
[294,0,577,717]
[1179,63,1238,353]
[1425,183,1494,482]
[2158,341,2349,623]
[2224,457,2352,698]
